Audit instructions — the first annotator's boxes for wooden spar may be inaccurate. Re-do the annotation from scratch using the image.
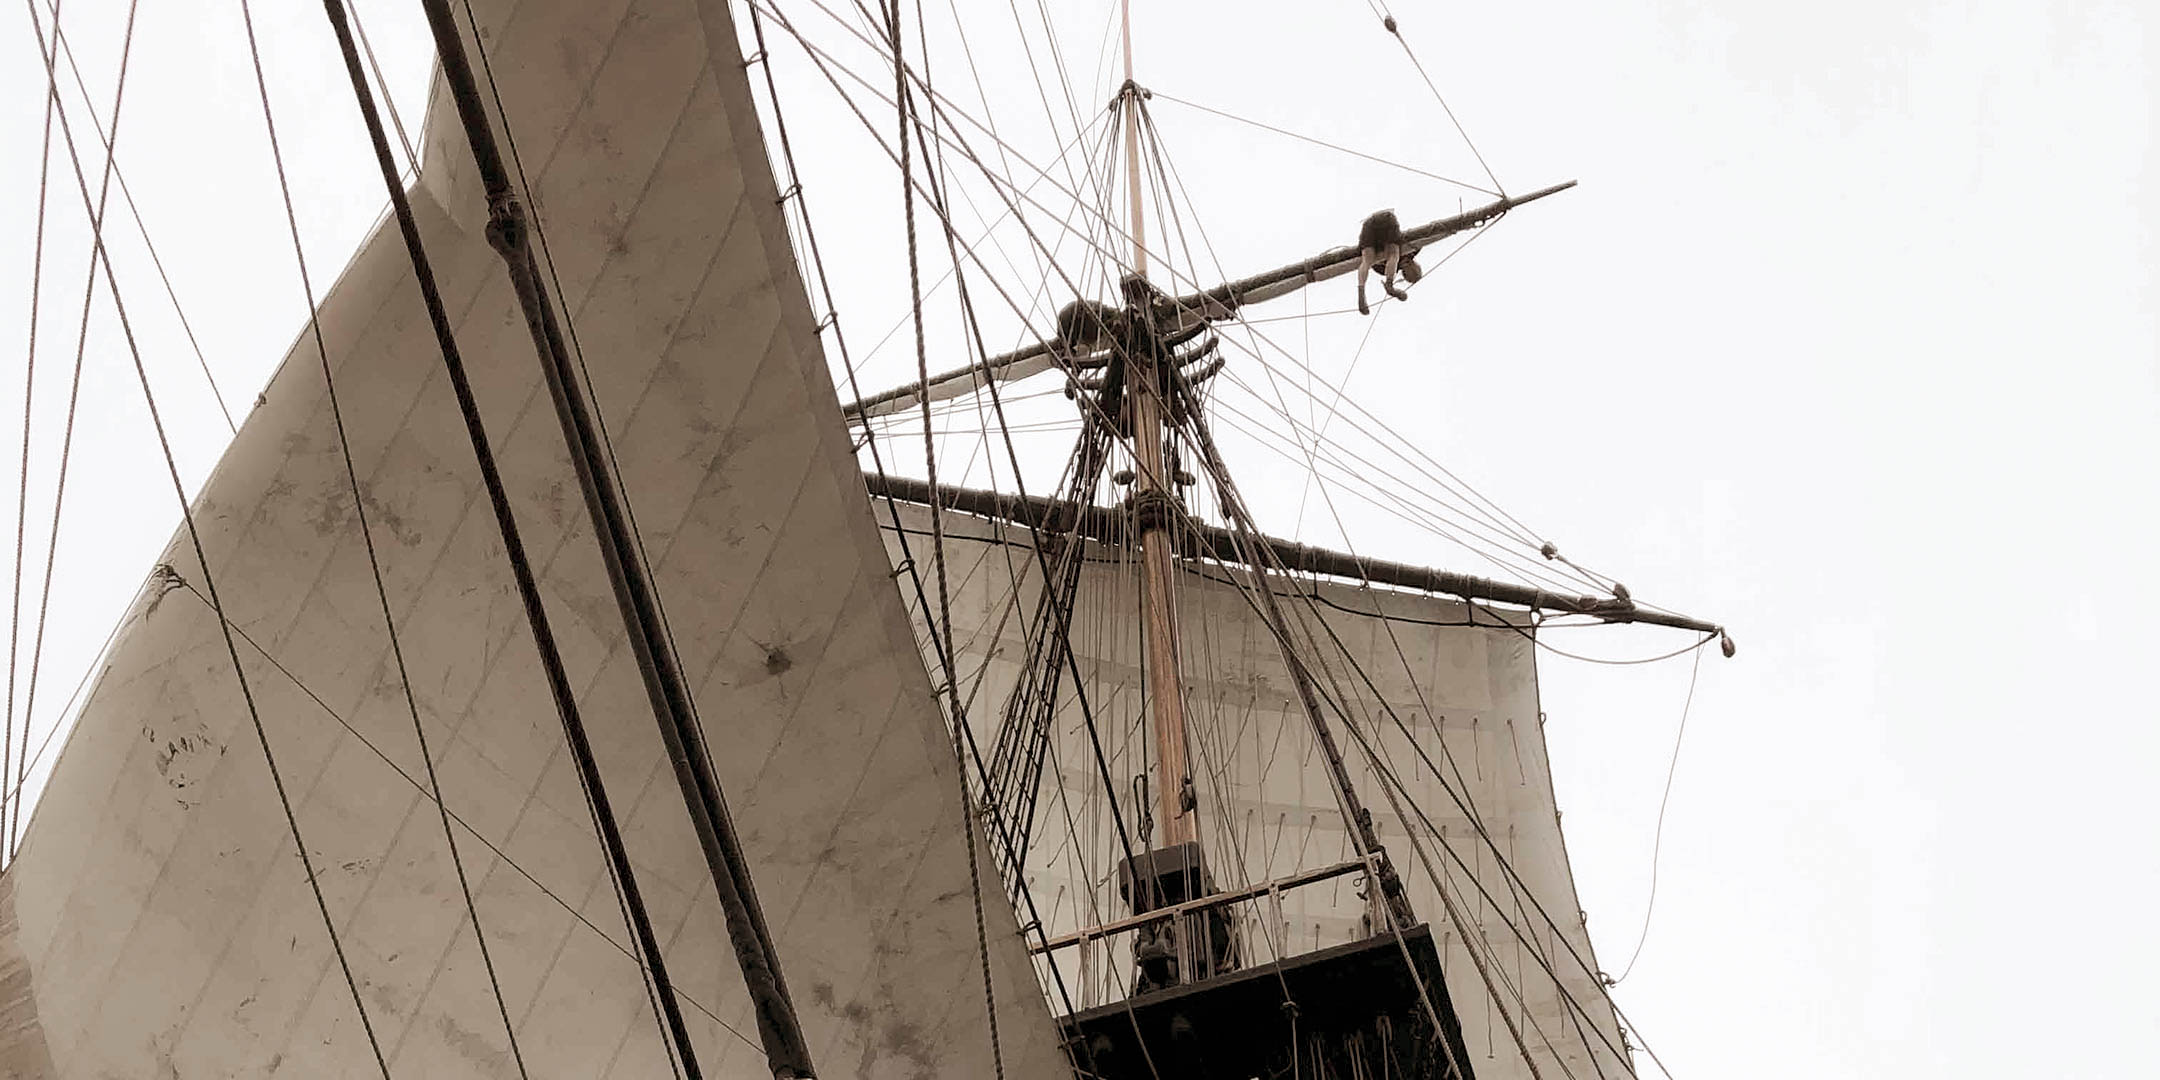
[1126,302,1195,849]
[840,181,1576,422]
[1165,180,1576,323]
[862,471,1730,638]
[1116,13,1197,852]
[1120,1,1147,281]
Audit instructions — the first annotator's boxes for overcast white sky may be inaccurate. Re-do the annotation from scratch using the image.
[1,1,2154,1077]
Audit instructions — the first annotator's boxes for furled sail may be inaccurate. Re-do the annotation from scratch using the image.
[0,0,1065,1075]
[879,499,1631,1078]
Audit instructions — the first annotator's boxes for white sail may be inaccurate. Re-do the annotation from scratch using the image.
[0,0,1065,1075]
[881,499,1631,1078]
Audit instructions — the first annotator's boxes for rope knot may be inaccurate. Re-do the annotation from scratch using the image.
[483,194,528,257]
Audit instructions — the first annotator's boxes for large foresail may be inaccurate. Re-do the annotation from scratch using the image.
[0,0,1064,1076]
[880,500,1632,1079]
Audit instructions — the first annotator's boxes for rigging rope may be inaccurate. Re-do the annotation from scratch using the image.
[755,0,1149,888]
[1185,298,1607,1069]
[36,10,237,434]
[1512,627,1720,667]
[1270,449,1621,1073]
[419,0,827,1068]
[760,0,1557,600]
[877,13,1164,1061]
[11,0,115,862]
[1116,110,1586,596]
[889,0,1008,1073]
[316,0,705,1071]
[347,0,418,172]
[445,23,706,1071]
[236,0,527,1071]
[3,0,62,860]
[162,576,764,1055]
[738,25,1141,1048]
[1149,89,1495,199]
[450,0,702,756]
[1293,587,1657,1075]
[32,0,393,1068]
[1611,644,1705,985]
[757,34,1562,1054]
[1182,400,1502,1080]
[44,22,235,434]
[1253,417,1643,1071]
[1298,526,1621,1075]
[1367,7,1503,198]
[0,567,123,832]
[752,11,1664,1072]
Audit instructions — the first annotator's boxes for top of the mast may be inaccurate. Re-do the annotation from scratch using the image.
[1120,0,1148,281]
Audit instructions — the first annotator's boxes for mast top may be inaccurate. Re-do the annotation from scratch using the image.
[1119,0,1149,281]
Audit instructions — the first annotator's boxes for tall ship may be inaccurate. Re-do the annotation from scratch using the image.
[0,0,1729,1076]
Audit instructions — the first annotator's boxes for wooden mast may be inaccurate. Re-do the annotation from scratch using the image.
[1119,1,1194,852]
